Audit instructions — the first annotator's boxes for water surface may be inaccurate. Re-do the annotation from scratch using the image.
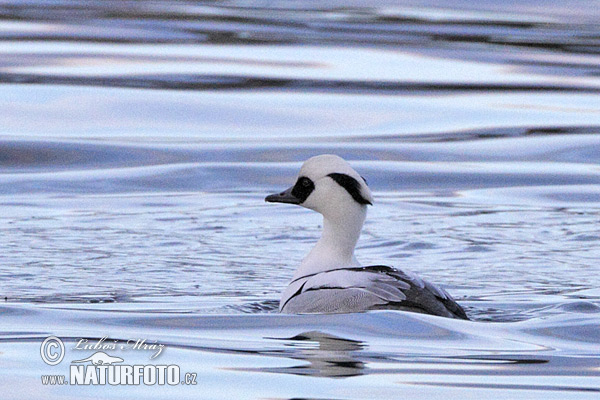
[1,0,599,398]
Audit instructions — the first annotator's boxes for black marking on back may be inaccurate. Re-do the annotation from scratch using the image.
[280,281,307,311]
[291,176,315,204]
[327,173,372,205]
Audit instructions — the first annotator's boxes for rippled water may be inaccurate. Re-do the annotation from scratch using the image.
[1,0,600,398]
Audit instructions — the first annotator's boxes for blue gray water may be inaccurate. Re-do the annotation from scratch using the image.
[1,0,599,398]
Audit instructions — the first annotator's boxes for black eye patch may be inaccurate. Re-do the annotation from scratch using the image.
[291,176,315,203]
[327,173,372,205]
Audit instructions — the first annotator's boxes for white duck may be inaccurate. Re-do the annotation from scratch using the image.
[265,154,468,319]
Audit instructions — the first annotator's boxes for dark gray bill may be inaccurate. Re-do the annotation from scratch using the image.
[265,186,301,205]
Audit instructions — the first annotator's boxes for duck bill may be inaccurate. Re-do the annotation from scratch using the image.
[265,186,301,205]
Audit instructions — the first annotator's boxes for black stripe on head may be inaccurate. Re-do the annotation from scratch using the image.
[327,173,372,205]
[291,176,315,203]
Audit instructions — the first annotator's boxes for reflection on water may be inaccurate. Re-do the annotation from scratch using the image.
[2,306,600,398]
[263,332,366,377]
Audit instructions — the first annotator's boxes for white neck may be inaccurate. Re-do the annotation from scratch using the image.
[293,206,366,279]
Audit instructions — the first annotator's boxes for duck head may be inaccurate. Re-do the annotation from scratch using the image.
[265,154,372,216]
[266,155,373,277]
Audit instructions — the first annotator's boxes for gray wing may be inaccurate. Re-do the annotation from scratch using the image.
[280,266,468,320]
[366,266,469,320]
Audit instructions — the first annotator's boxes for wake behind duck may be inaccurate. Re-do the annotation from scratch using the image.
[266,154,468,319]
